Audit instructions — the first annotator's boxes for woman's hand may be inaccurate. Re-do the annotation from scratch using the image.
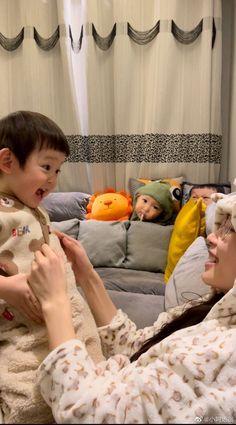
[0,273,43,323]
[56,232,117,327]
[56,232,94,289]
[28,244,75,349]
[28,244,67,309]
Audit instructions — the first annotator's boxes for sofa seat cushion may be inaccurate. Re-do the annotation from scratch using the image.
[107,289,165,329]
[96,267,165,296]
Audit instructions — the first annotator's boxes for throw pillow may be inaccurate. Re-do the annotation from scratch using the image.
[164,236,210,310]
[86,188,133,221]
[41,191,91,221]
[164,197,206,282]
[77,220,173,273]
[51,218,80,239]
[77,220,127,268]
[124,222,174,272]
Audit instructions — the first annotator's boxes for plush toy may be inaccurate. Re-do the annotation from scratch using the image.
[86,188,133,221]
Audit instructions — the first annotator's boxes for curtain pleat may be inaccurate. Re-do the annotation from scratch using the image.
[0,0,223,193]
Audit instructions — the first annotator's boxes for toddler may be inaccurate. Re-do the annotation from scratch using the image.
[189,184,218,206]
[130,180,175,224]
[0,111,104,424]
[189,183,228,207]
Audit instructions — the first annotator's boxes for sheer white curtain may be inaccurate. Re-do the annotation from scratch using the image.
[221,0,236,188]
[0,0,223,193]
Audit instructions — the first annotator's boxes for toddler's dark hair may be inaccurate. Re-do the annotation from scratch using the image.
[0,110,70,167]
[189,184,225,197]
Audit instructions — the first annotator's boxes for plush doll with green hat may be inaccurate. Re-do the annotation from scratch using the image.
[130,180,175,224]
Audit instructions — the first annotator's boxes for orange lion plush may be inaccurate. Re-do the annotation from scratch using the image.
[86,188,133,221]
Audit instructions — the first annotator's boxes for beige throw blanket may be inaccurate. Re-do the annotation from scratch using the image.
[0,195,104,423]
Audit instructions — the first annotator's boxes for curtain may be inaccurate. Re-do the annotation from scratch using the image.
[0,0,223,193]
[221,0,236,189]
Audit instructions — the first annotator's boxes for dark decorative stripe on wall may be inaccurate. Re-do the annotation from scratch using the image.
[0,18,216,52]
[66,133,222,163]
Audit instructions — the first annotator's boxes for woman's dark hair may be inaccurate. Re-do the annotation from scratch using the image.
[130,292,224,362]
[0,110,70,167]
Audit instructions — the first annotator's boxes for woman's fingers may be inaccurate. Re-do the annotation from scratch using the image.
[55,230,73,241]
[29,244,67,306]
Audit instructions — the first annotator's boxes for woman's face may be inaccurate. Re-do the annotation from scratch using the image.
[202,218,236,293]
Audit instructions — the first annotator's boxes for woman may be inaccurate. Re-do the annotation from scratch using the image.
[28,191,236,424]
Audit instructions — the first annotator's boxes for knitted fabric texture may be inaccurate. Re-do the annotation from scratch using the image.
[0,194,105,424]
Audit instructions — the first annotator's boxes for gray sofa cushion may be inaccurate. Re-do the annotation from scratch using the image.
[96,267,165,295]
[107,289,165,329]
[77,220,173,273]
[51,218,80,239]
[125,222,173,272]
[77,221,127,267]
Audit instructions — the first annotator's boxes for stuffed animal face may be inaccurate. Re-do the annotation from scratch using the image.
[86,189,133,221]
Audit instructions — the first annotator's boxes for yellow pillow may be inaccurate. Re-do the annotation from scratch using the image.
[164,197,206,283]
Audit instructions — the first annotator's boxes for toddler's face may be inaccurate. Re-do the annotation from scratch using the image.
[6,147,65,208]
[135,194,163,221]
[191,187,217,206]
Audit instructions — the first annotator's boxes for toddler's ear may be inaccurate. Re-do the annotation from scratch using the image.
[0,148,13,173]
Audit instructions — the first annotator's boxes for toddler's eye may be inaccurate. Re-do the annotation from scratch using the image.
[42,164,51,171]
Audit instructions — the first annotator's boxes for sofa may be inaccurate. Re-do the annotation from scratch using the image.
[51,217,171,327]
[42,189,220,329]
[50,220,213,329]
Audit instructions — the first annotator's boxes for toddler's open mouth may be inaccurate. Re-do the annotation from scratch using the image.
[36,188,46,200]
